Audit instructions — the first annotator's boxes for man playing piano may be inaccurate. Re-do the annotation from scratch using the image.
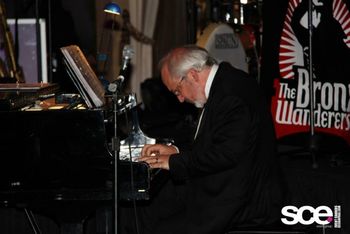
[132,45,284,234]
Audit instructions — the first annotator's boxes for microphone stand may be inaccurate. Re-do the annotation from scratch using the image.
[109,44,133,233]
[307,0,318,169]
[110,86,120,234]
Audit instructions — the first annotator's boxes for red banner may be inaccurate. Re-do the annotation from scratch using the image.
[266,0,350,145]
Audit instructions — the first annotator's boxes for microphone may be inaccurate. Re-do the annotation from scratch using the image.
[121,45,134,71]
[108,75,124,93]
[108,45,134,93]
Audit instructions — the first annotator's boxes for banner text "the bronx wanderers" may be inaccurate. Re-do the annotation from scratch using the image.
[275,67,350,131]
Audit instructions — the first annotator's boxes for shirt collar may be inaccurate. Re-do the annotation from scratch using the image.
[205,64,219,98]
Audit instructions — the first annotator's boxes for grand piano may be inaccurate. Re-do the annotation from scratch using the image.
[0,46,167,234]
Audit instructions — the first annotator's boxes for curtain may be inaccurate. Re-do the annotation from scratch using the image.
[152,0,190,75]
[128,0,159,103]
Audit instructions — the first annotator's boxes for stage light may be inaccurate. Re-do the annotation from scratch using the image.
[97,2,122,88]
[104,2,121,15]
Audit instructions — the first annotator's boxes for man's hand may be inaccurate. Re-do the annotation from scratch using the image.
[137,144,178,170]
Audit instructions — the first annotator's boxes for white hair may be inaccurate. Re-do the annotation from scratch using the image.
[159,45,217,80]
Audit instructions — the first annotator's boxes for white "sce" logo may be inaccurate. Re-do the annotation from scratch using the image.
[281,205,333,225]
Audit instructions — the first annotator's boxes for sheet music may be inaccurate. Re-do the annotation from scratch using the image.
[60,45,105,108]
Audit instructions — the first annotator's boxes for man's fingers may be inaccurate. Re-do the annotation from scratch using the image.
[141,144,163,157]
[137,154,170,170]
[141,144,154,156]
[137,155,159,167]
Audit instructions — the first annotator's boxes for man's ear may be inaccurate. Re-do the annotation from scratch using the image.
[190,69,200,83]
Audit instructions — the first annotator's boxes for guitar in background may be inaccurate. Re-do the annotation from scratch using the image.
[0,0,24,83]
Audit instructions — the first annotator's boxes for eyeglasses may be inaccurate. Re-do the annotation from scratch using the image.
[173,76,186,96]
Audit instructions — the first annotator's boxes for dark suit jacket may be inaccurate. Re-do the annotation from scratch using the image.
[169,62,284,233]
